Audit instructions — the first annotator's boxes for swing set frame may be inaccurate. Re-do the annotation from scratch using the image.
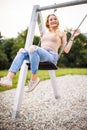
[12,0,87,119]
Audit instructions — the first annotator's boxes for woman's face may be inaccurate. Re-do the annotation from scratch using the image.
[48,15,59,29]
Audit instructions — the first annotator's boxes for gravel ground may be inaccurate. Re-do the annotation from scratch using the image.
[0,75,87,130]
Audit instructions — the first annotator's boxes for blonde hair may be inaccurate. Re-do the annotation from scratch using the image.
[45,14,59,31]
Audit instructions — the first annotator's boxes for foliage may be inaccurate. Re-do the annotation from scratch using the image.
[33,35,40,45]
[0,68,87,91]
[0,28,87,70]
[0,45,9,69]
[59,33,87,67]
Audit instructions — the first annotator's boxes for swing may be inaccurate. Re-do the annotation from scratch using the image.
[28,61,58,70]
[27,15,87,70]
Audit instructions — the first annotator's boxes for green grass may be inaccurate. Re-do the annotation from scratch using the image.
[0,68,87,92]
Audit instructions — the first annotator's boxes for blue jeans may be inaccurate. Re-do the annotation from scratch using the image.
[9,46,58,74]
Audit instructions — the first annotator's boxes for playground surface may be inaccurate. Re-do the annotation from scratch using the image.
[0,75,87,130]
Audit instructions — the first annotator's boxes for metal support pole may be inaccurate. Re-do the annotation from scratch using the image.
[49,70,59,99]
[12,60,28,118]
[37,0,87,11]
[12,5,39,119]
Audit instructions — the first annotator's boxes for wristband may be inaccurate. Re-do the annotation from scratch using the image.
[71,39,73,41]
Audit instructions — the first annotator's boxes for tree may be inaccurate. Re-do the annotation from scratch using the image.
[2,38,15,67]
[0,45,9,69]
[59,33,87,67]
[0,28,40,70]
[0,28,87,70]
[0,32,3,43]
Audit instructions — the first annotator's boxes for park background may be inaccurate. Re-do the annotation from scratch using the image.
[0,0,87,91]
[0,1,87,130]
[0,0,87,70]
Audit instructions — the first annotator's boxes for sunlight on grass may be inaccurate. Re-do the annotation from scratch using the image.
[0,68,87,92]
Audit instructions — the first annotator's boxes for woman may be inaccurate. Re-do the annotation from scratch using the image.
[0,14,80,92]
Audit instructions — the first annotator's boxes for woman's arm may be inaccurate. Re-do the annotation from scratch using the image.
[61,29,81,53]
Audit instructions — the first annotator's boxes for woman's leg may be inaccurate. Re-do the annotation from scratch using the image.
[8,48,29,77]
[0,48,29,87]
[25,45,58,92]
[7,72,15,80]
[29,45,58,76]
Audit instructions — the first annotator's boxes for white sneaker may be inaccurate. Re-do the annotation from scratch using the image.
[25,77,40,92]
[0,76,12,87]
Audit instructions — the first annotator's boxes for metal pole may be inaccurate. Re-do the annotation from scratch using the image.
[12,60,28,119]
[37,0,87,11]
[25,5,40,49]
[12,5,39,119]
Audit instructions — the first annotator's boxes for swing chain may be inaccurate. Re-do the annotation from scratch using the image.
[58,14,87,60]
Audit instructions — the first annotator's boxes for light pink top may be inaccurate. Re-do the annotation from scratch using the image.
[41,31,66,53]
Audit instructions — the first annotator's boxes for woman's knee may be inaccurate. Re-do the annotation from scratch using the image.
[18,48,26,52]
[29,45,36,52]
[16,48,26,58]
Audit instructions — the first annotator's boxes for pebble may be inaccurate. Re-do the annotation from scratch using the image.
[0,75,87,130]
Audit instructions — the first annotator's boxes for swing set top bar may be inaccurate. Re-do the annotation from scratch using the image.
[37,0,87,12]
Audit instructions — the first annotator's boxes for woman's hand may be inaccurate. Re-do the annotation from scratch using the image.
[74,29,81,37]
[71,29,81,41]
[18,48,26,52]
[40,32,43,37]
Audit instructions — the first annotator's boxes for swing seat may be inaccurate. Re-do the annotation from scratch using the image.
[27,62,58,70]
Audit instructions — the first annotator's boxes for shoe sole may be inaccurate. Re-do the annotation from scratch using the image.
[0,83,12,88]
[25,80,40,93]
